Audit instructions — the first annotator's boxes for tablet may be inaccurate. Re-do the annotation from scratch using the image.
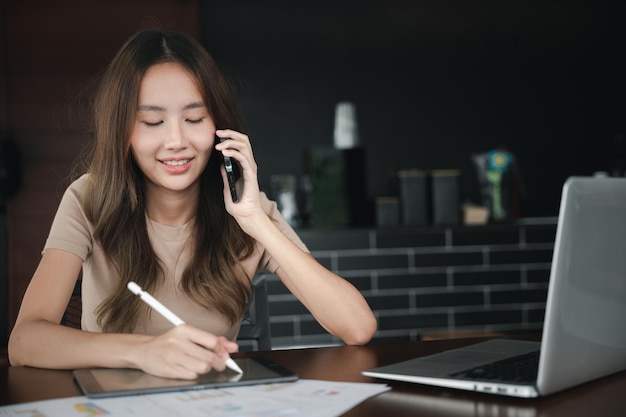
[73,357,298,398]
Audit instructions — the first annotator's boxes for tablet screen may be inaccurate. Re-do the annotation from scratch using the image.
[73,357,298,398]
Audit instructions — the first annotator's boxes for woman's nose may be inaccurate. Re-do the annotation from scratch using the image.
[164,122,186,149]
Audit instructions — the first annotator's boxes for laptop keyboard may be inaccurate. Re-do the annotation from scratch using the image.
[449,350,540,384]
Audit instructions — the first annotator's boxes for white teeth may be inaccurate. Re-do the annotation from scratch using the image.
[163,159,189,166]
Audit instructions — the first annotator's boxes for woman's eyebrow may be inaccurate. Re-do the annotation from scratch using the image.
[137,101,205,112]
[137,104,164,111]
[184,101,206,110]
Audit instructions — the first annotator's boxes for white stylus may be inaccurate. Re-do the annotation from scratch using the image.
[127,281,243,374]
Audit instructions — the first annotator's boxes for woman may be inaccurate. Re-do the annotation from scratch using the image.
[8,28,376,379]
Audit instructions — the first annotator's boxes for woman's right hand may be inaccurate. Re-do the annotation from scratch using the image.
[134,324,239,379]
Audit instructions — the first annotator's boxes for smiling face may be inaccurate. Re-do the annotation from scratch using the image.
[130,62,216,196]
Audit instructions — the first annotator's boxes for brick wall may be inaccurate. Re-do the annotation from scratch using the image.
[264,219,557,349]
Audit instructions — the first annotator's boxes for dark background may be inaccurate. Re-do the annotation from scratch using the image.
[200,0,626,217]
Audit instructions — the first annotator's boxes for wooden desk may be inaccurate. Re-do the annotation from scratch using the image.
[2,337,626,416]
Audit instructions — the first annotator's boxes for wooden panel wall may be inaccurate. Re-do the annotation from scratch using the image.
[1,0,199,344]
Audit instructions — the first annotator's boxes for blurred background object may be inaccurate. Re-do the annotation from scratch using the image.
[473,149,525,222]
[333,101,359,150]
[270,174,298,227]
[431,169,461,225]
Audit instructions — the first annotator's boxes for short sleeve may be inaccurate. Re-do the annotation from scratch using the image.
[258,192,309,273]
[43,174,93,261]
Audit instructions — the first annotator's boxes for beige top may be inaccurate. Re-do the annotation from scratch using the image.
[44,174,307,340]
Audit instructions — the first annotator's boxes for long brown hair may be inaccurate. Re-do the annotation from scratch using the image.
[82,28,255,333]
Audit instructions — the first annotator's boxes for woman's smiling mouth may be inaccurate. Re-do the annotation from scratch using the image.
[161,159,191,166]
[159,158,194,173]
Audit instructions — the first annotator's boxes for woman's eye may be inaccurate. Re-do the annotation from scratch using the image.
[186,118,204,124]
[143,121,163,127]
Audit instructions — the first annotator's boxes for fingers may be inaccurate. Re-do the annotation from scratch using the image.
[215,130,256,172]
[139,325,239,380]
[215,129,249,147]
[214,129,248,154]
[215,129,262,209]
[214,129,268,234]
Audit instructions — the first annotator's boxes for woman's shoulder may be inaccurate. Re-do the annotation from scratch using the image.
[66,173,91,194]
[59,173,92,206]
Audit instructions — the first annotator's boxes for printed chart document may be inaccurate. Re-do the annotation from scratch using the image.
[0,379,390,417]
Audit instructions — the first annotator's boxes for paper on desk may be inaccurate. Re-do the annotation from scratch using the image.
[0,379,390,417]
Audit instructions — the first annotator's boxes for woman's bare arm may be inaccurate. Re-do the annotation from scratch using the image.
[8,249,237,378]
[217,129,377,345]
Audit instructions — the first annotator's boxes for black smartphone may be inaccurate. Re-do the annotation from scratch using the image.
[218,136,238,202]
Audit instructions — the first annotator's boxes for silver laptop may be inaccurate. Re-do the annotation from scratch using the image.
[363,176,626,398]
